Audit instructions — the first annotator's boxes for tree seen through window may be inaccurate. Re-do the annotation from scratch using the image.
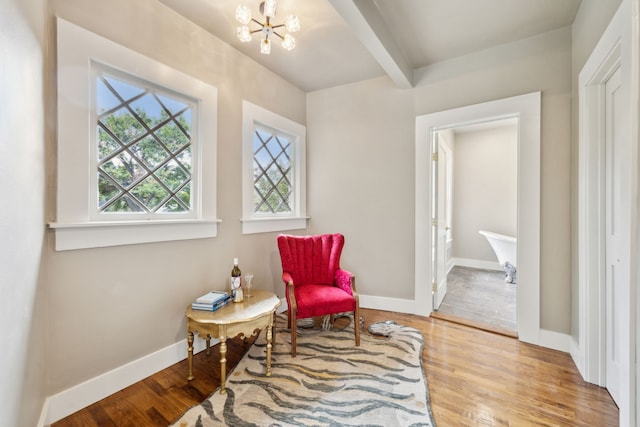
[252,126,293,214]
[96,73,193,214]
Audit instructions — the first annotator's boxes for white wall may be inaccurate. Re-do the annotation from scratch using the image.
[46,0,306,399]
[452,125,518,264]
[308,27,572,333]
[0,0,48,426]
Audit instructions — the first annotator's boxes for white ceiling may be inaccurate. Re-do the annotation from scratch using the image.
[159,0,582,92]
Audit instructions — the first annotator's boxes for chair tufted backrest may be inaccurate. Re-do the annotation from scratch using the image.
[277,234,344,287]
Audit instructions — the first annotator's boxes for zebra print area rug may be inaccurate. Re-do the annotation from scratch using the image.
[171,314,436,426]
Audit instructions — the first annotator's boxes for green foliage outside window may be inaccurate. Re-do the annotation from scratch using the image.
[252,128,292,214]
[96,73,193,214]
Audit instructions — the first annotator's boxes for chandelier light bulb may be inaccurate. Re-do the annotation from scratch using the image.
[261,38,271,54]
[281,33,295,51]
[237,26,252,42]
[235,4,251,25]
[263,0,277,18]
[285,15,300,33]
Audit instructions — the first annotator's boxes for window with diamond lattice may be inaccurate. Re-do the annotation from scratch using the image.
[96,71,195,215]
[253,126,293,214]
[53,19,218,250]
[241,100,306,234]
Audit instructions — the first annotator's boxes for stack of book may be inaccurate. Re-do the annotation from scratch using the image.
[191,290,231,311]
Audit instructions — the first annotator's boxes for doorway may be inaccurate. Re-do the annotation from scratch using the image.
[430,119,518,336]
[415,92,540,344]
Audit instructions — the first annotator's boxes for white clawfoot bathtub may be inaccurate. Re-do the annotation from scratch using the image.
[479,230,517,283]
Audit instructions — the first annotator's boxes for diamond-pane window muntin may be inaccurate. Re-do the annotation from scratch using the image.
[94,69,196,216]
[252,124,294,214]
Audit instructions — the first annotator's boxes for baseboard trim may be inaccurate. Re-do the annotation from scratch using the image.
[569,336,588,380]
[41,300,289,426]
[37,398,49,427]
[38,295,569,426]
[43,336,210,425]
[539,328,571,353]
[360,294,429,316]
[452,257,502,271]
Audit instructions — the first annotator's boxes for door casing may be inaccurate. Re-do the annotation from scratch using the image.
[574,0,636,424]
[415,91,540,344]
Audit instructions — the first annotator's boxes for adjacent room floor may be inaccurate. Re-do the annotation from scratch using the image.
[433,265,517,336]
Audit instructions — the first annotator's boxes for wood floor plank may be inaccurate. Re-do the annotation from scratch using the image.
[52,309,618,426]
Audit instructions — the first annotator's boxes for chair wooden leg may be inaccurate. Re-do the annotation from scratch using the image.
[354,307,360,347]
[291,315,297,357]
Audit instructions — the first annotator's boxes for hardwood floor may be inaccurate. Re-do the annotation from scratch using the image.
[52,308,618,426]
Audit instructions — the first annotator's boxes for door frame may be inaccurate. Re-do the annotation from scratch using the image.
[574,0,636,424]
[432,130,453,310]
[415,91,541,344]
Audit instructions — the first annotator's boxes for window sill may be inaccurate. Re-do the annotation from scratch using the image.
[48,219,221,251]
[241,216,309,235]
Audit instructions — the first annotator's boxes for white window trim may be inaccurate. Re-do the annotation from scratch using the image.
[90,64,199,221]
[51,18,219,250]
[241,101,307,234]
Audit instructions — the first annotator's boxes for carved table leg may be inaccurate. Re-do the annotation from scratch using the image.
[187,331,194,381]
[219,336,227,394]
[266,321,273,377]
[272,312,277,346]
[206,334,211,356]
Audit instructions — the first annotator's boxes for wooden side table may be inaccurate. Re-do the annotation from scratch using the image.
[185,289,281,394]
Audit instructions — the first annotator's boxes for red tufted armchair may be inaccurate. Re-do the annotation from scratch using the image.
[277,233,360,357]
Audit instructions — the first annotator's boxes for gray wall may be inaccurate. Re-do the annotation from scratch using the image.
[46,0,306,396]
[0,1,624,424]
[0,1,48,426]
[452,125,518,263]
[307,80,417,300]
[308,27,573,332]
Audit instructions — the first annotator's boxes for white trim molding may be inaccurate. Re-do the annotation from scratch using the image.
[241,101,307,234]
[415,92,541,345]
[52,18,219,250]
[42,338,210,425]
[452,257,501,272]
[41,297,287,426]
[49,219,221,251]
[240,216,308,235]
[575,1,637,425]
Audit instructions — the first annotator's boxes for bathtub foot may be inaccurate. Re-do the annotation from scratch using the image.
[504,262,517,284]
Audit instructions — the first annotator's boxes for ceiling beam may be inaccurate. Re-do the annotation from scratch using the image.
[329,0,413,89]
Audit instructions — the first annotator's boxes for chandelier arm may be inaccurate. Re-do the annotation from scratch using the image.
[237,2,297,52]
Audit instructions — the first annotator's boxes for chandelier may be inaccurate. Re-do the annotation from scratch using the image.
[235,0,300,54]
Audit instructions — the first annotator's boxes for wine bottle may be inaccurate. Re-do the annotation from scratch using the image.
[230,258,243,302]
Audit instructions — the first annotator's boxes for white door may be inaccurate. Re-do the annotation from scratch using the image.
[604,65,626,406]
[577,3,635,421]
[432,132,452,310]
